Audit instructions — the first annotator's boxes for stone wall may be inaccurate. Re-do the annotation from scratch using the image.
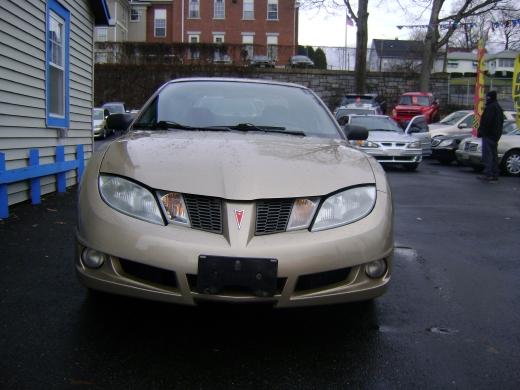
[95,64,449,112]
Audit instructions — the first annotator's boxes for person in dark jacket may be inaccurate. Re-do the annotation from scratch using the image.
[477,90,503,181]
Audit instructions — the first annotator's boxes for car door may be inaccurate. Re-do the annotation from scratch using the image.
[405,115,431,156]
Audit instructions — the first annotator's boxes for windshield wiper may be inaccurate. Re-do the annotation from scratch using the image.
[227,123,306,136]
[133,121,231,132]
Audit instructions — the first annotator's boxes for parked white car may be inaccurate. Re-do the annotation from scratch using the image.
[430,110,517,138]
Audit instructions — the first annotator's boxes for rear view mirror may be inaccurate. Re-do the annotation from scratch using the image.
[458,123,468,129]
[343,124,368,141]
[106,113,134,131]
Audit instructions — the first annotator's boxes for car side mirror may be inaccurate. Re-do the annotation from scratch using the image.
[343,124,368,141]
[106,113,134,131]
[458,123,468,129]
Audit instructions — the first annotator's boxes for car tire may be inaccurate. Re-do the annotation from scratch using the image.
[102,128,107,139]
[501,149,520,176]
[404,163,419,171]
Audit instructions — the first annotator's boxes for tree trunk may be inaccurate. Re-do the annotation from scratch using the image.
[354,0,368,93]
[419,0,443,92]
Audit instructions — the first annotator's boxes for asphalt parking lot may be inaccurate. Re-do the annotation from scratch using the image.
[1,157,519,389]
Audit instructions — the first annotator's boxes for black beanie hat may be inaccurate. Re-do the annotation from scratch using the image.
[486,91,497,100]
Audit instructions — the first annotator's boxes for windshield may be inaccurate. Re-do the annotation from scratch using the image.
[103,104,125,114]
[399,95,430,106]
[340,95,374,106]
[439,111,469,125]
[349,116,402,132]
[134,81,341,138]
[93,109,104,121]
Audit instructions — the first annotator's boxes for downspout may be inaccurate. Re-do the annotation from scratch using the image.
[181,0,185,42]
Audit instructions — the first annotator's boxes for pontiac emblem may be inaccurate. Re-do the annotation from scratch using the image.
[234,210,245,230]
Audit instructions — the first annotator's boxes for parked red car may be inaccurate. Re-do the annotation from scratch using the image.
[392,92,440,125]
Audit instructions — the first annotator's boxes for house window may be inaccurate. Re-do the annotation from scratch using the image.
[267,35,278,61]
[499,58,514,67]
[189,34,200,59]
[242,34,254,60]
[46,0,69,128]
[267,0,278,20]
[243,0,254,20]
[214,0,225,19]
[189,0,200,18]
[130,8,141,22]
[154,9,166,37]
[96,27,108,42]
[213,34,226,61]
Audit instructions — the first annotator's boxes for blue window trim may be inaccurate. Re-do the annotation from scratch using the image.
[46,0,70,128]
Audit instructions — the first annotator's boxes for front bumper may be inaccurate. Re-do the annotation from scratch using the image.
[76,165,393,308]
[455,150,482,166]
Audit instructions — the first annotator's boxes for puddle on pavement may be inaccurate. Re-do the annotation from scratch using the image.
[394,246,419,262]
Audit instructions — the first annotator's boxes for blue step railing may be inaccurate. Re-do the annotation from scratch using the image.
[0,145,84,219]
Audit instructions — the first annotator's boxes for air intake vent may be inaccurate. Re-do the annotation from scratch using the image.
[255,199,294,235]
[184,194,223,234]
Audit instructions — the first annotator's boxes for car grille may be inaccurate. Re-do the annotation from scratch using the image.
[255,199,294,235]
[376,156,416,161]
[464,142,479,152]
[295,267,352,292]
[381,142,406,147]
[181,195,295,235]
[118,258,178,289]
[184,194,223,234]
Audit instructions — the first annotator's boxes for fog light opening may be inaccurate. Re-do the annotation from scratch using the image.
[365,259,387,279]
[81,248,106,269]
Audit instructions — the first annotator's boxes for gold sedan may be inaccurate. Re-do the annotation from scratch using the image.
[76,79,394,307]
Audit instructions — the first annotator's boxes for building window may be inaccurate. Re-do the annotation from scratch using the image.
[130,8,141,22]
[499,58,514,67]
[214,0,225,19]
[267,35,278,61]
[189,0,200,18]
[243,0,254,20]
[267,0,278,20]
[154,9,166,37]
[96,27,108,42]
[189,34,200,59]
[46,0,69,128]
[242,34,254,60]
[447,61,458,69]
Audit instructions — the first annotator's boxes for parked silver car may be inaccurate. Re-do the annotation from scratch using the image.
[456,121,520,176]
[346,115,423,170]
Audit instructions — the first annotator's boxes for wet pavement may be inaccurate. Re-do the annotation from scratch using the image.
[1,157,520,389]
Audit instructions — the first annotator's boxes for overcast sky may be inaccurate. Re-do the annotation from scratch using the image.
[297,1,452,48]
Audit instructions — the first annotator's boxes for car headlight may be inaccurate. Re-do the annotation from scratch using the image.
[350,140,379,148]
[439,139,454,147]
[98,175,164,225]
[159,192,191,226]
[407,140,421,149]
[431,138,442,147]
[312,186,376,231]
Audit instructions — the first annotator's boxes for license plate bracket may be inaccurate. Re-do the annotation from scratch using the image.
[197,255,278,297]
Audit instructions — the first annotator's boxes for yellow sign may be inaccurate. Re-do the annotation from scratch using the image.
[472,39,486,136]
[513,53,520,129]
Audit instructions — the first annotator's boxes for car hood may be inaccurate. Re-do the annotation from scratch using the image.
[395,105,427,111]
[99,131,375,200]
[367,131,416,142]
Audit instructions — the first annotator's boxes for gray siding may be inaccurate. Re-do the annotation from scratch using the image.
[0,0,95,207]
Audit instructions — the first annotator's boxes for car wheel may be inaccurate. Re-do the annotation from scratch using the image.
[404,163,419,171]
[501,150,520,176]
[102,128,107,139]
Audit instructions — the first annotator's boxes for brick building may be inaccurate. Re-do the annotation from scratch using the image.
[96,0,300,66]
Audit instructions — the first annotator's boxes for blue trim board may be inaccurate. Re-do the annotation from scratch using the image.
[0,145,84,219]
[46,0,70,129]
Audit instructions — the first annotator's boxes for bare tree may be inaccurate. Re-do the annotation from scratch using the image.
[411,0,503,91]
[492,1,520,50]
[300,0,369,93]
